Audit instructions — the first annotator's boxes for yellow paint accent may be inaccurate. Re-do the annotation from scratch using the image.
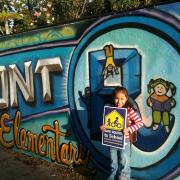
[105,110,124,131]
[105,57,116,68]
[61,27,75,36]
[41,31,49,40]
[0,26,76,51]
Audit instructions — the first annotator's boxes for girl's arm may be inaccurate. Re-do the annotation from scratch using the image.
[128,108,144,133]
[147,96,152,107]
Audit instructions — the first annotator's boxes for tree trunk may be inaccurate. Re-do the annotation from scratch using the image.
[5,20,10,35]
[0,25,4,35]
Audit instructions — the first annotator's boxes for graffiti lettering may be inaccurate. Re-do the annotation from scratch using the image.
[0,111,89,167]
[0,57,62,109]
[0,114,13,148]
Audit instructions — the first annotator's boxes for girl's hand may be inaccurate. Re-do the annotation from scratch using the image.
[149,101,153,107]
[100,125,107,132]
[124,128,130,136]
[171,99,176,107]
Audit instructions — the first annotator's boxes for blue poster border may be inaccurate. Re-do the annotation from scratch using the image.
[102,106,127,149]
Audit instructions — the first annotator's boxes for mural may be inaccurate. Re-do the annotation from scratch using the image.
[0,2,179,180]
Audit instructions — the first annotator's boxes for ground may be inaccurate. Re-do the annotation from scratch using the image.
[0,146,93,180]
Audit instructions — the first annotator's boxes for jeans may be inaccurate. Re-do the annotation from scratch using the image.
[108,141,131,180]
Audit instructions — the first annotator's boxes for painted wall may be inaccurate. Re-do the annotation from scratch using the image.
[0,2,179,180]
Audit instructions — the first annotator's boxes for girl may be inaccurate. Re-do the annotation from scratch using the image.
[147,78,176,133]
[100,86,144,180]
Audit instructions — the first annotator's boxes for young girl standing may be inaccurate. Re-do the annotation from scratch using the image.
[100,86,144,180]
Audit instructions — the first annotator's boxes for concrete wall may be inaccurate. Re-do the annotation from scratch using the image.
[0,2,179,179]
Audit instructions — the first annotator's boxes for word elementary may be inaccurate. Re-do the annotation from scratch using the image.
[0,111,88,166]
[0,57,62,109]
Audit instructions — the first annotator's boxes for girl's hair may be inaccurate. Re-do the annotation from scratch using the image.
[147,78,176,96]
[112,86,133,108]
[113,86,128,98]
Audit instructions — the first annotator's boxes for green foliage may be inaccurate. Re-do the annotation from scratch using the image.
[0,11,22,22]
[0,0,169,35]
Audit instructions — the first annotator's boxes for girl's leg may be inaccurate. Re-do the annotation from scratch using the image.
[118,142,131,180]
[162,111,170,133]
[108,147,119,180]
[152,111,161,130]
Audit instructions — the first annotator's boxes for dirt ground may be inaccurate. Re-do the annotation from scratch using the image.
[0,146,93,180]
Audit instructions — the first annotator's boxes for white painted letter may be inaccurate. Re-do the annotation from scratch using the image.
[0,66,8,109]
[35,57,62,102]
[9,61,34,107]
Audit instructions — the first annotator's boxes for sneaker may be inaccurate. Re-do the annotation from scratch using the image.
[165,126,170,133]
[153,124,159,130]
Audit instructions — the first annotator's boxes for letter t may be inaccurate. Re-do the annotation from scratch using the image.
[35,57,62,102]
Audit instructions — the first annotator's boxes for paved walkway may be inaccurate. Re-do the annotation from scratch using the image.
[0,146,89,180]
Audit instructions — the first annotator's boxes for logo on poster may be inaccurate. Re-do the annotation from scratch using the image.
[105,110,124,131]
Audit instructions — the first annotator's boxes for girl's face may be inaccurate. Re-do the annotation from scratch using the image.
[154,84,167,96]
[114,92,128,108]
